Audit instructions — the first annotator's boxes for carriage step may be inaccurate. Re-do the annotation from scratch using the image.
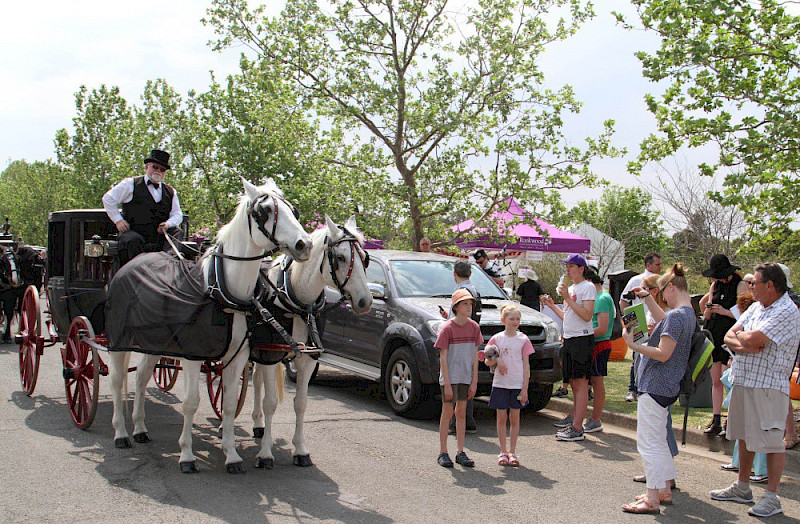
[13,334,22,345]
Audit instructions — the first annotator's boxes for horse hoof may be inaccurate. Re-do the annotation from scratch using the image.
[226,462,245,474]
[293,455,313,467]
[133,432,150,444]
[114,438,132,449]
[253,427,264,439]
[180,461,199,474]
[254,457,274,469]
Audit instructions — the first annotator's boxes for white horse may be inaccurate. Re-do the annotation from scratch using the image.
[108,178,312,474]
[250,215,372,468]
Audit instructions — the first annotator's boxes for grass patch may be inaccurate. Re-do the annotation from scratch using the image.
[564,358,718,431]
[568,358,800,431]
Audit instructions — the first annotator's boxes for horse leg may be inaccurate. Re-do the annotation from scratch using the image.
[109,351,132,448]
[178,360,201,473]
[251,362,265,438]
[255,364,282,469]
[1,298,12,343]
[131,354,159,443]
[220,337,250,474]
[292,353,314,467]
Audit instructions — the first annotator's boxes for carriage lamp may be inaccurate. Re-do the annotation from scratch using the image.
[85,235,104,258]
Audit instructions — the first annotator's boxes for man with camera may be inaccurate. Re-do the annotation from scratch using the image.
[619,252,663,402]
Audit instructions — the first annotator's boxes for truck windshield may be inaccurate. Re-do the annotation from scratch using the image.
[389,260,506,299]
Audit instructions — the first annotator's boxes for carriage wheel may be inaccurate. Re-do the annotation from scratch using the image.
[206,363,249,420]
[153,357,179,392]
[62,316,100,429]
[18,285,41,395]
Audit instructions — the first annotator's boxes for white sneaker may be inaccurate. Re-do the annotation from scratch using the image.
[710,481,753,504]
[748,493,782,517]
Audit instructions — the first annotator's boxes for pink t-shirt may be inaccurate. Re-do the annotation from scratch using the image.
[487,331,535,389]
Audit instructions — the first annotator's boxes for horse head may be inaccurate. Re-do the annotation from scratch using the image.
[322,214,372,315]
[241,178,312,261]
[0,246,20,288]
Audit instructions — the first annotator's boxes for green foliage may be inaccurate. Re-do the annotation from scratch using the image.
[205,0,624,249]
[0,160,73,245]
[569,185,666,265]
[619,0,800,237]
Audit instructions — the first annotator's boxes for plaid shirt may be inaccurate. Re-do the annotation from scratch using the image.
[731,292,800,394]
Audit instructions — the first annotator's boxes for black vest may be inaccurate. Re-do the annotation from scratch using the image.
[706,273,741,347]
[121,176,174,241]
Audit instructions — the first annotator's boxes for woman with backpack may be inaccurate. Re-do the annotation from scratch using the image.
[621,264,696,514]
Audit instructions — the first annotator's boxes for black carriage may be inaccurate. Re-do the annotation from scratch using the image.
[15,209,247,428]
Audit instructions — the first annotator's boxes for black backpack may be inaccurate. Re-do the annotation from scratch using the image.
[680,326,715,445]
[466,288,482,324]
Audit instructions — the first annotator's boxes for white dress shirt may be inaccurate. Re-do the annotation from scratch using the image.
[102,174,183,229]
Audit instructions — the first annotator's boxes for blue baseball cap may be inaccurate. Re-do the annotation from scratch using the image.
[563,254,587,267]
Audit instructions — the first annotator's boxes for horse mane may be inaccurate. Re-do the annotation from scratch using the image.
[215,180,284,249]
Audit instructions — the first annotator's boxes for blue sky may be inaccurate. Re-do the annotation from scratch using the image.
[0,0,717,210]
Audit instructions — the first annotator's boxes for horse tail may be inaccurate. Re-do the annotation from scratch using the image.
[275,363,285,403]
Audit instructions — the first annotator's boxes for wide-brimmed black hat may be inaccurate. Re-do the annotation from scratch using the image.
[143,149,171,170]
[702,254,740,279]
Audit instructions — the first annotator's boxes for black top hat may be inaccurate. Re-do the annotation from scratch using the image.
[144,149,171,170]
[702,254,740,279]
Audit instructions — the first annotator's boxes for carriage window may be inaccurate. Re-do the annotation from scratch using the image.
[71,220,117,281]
[48,221,65,277]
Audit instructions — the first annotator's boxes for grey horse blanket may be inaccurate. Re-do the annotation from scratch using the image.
[105,252,233,360]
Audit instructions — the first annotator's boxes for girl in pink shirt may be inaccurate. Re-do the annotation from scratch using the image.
[483,303,534,466]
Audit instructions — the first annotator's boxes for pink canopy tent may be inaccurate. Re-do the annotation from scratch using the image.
[452,197,590,253]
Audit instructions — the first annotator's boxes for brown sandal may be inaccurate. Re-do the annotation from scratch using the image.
[785,436,800,450]
[635,492,672,505]
[622,499,660,514]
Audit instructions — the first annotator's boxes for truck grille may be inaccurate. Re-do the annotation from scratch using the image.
[481,324,544,339]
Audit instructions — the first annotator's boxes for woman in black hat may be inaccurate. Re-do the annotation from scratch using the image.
[699,254,749,435]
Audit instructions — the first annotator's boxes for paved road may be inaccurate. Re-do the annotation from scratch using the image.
[2,340,800,523]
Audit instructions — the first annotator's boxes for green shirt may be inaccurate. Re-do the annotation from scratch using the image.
[592,290,615,342]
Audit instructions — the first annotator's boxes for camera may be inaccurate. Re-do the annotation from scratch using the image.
[622,290,637,301]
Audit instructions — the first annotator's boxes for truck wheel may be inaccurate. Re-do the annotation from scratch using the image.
[526,383,554,412]
[384,346,435,419]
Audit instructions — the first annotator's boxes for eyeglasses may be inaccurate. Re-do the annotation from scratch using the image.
[749,279,765,287]
[659,280,672,295]
[149,164,167,173]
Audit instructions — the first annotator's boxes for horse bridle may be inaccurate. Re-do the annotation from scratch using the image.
[0,249,19,290]
[247,192,300,255]
[323,227,369,295]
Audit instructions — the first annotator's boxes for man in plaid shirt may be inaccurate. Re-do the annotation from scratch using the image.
[710,263,800,517]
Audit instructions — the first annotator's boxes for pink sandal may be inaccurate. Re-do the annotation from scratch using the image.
[508,453,520,467]
[497,453,509,466]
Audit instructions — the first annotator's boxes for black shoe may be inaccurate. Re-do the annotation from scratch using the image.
[588,389,594,401]
[454,451,474,467]
[438,452,454,468]
[704,420,722,435]
[466,423,477,434]
[553,386,569,398]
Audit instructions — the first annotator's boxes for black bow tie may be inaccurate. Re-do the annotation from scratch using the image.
[147,180,160,190]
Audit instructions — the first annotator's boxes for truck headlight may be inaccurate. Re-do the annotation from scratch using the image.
[545,322,560,343]
[425,319,446,335]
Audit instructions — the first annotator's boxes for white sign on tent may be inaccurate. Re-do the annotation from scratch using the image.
[525,250,543,261]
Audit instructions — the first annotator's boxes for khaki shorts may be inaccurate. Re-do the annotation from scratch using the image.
[440,383,470,404]
[726,386,789,454]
